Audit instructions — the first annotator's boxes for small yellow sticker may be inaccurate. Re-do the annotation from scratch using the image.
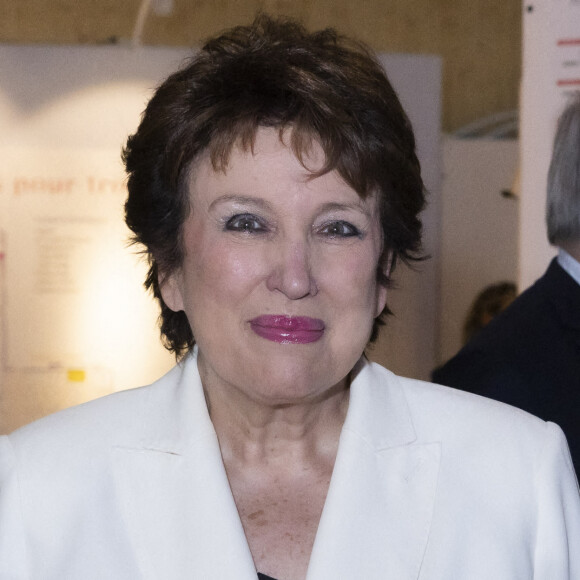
[67,369,86,382]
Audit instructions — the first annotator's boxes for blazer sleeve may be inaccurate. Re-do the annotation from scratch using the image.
[0,435,28,580]
[533,423,580,578]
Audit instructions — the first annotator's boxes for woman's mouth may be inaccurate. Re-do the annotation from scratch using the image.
[249,315,325,344]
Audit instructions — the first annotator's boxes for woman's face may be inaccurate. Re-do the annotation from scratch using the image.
[162,128,387,405]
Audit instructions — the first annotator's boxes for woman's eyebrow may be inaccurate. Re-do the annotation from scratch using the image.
[317,201,373,217]
[207,196,372,217]
[208,194,273,212]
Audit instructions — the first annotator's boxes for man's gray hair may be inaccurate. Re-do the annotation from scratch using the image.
[547,92,580,245]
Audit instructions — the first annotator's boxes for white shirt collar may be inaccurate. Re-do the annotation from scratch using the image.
[557,248,580,286]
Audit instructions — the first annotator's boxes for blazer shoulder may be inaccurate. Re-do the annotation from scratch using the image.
[7,362,183,459]
[397,373,554,445]
[365,361,551,443]
[363,364,574,485]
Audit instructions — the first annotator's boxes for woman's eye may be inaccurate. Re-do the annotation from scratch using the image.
[225,214,266,233]
[319,220,361,238]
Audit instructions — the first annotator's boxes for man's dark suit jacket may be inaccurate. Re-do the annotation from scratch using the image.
[433,258,580,476]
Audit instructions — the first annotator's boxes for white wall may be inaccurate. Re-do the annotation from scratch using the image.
[437,137,519,365]
[369,54,442,381]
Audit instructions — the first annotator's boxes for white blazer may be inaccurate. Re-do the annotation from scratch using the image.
[1,352,579,579]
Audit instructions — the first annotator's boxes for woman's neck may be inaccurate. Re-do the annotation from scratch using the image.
[206,378,349,470]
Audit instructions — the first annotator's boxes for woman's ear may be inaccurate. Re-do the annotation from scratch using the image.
[159,270,185,312]
[375,251,393,318]
[375,285,388,318]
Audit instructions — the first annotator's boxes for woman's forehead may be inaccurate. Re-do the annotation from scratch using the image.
[204,125,323,173]
[188,128,378,211]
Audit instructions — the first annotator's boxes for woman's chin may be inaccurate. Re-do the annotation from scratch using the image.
[246,362,350,407]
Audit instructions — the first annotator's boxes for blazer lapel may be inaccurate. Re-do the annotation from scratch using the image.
[307,361,440,580]
[111,355,256,579]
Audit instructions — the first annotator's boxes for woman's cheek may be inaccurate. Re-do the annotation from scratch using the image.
[203,246,266,292]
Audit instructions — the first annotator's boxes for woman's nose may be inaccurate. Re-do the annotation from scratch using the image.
[266,239,318,299]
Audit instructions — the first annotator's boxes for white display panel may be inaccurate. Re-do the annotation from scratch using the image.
[0,46,185,430]
[0,149,169,383]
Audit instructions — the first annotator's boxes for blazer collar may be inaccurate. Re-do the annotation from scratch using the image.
[307,359,440,580]
[112,352,439,580]
[111,352,256,579]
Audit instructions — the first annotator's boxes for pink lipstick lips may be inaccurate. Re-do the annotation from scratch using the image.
[249,315,325,344]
